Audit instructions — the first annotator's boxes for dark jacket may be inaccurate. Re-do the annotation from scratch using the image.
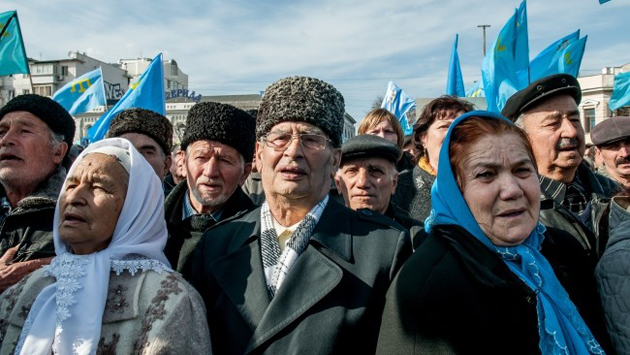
[391,166,435,223]
[384,203,425,250]
[539,163,619,261]
[192,198,412,354]
[163,181,255,276]
[242,172,265,206]
[377,224,612,355]
[0,166,65,262]
[596,196,630,354]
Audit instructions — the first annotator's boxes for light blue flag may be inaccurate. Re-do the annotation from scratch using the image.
[381,81,416,135]
[557,36,587,78]
[88,53,165,142]
[600,0,611,3]
[481,9,521,112]
[446,34,465,97]
[0,11,29,76]
[466,80,485,97]
[530,30,581,81]
[52,68,106,115]
[609,71,630,111]
[514,1,530,85]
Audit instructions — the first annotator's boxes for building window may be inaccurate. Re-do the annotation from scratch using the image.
[61,66,68,76]
[171,63,178,76]
[33,85,53,97]
[584,108,596,133]
[22,89,30,95]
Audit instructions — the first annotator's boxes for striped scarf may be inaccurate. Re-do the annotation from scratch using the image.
[260,196,328,298]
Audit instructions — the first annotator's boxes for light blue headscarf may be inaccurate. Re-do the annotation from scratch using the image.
[425,110,604,355]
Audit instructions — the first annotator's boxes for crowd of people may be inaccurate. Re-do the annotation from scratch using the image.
[0,73,628,354]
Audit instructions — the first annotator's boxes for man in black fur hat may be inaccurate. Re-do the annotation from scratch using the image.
[163,101,256,275]
[0,94,75,292]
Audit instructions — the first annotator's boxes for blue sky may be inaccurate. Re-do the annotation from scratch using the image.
[4,0,630,121]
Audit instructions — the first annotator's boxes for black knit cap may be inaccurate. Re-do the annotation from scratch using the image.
[0,94,76,167]
[501,74,582,121]
[181,102,256,163]
[341,134,402,165]
[257,76,345,147]
[106,108,173,155]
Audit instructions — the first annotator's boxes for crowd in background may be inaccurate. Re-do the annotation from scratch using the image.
[0,73,629,354]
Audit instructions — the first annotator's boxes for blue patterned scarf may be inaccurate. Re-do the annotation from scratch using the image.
[425,111,604,355]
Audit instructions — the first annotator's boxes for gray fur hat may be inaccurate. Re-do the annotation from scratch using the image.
[257,76,345,147]
[181,102,256,163]
[106,108,173,154]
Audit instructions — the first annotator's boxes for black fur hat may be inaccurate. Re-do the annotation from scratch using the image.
[181,102,256,163]
[257,76,345,147]
[106,108,173,155]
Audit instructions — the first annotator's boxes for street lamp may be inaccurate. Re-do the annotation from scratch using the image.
[478,25,491,56]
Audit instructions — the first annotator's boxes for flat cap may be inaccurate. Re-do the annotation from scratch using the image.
[591,116,630,147]
[501,74,582,120]
[341,134,402,165]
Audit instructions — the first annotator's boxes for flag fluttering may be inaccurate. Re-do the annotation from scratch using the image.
[466,80,485,98]
[0,10,29,76]
[446,34,465,97]
[88,53,165,142]
[609,72,630,111]
[381,81,416,136]
[52,68,106,115]
[481,2,529,112]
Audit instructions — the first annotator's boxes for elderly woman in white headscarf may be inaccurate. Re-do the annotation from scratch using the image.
[0,138,212,355]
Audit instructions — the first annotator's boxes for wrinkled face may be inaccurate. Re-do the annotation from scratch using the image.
[256,122,341,205]
[597,137,630,184]
[520,95,584,181]
[185,140,251,213]
[459,134,540,246]
[365,120,398,145]
[59,153,128,255]
[170,149,186,183]
[334,157,397,214]
[421,111,462,170]
[120,133,171,181]
[0,111,66,189]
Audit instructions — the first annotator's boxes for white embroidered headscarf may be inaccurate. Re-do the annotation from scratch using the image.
[15,138,171,355]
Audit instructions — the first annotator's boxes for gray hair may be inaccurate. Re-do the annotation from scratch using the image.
[513,113,526,129]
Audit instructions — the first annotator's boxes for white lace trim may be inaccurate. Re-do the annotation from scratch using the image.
[14,254,171,355]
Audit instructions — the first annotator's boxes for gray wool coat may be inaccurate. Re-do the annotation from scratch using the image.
[596,196,630,354]
[0,268,212,355]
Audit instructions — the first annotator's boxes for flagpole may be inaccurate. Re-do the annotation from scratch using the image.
[99,67,108,112]
[11,11,34,96]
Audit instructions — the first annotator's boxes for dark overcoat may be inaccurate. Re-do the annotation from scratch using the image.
[376,224,612,355]
[192,198,412,354]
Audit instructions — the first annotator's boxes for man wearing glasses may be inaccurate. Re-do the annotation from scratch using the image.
[192,76,412,354]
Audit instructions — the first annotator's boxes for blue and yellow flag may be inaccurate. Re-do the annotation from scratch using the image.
[0,11,29,76]
[481,8,520,112]
[466,80,485,97]
[88,53,165,142]
[52,68,106,115]
[609,71,630,111]
[514,1,530,85]
[446,34,465,97]
[381,81,416,135]
[556,36,587,78]
[530,30,582,81]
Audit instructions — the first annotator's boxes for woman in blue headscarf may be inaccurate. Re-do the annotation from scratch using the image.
[376,111,611,354]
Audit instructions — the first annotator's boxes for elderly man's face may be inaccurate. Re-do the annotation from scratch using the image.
[597,137,630,186]
[334,157,397,214]
[519,95,584,182]
[58,153,128,255]
[120,133,171,181]
[185,140,251,213]
[460,134,540,246]
[256,122,341,205]
[0,111,67,190]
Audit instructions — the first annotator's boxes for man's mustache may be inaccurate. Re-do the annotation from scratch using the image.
[556,138,580,150]
[615,155,630,166]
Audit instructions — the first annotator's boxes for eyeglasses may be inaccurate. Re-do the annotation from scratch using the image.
[263,132,331,151]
